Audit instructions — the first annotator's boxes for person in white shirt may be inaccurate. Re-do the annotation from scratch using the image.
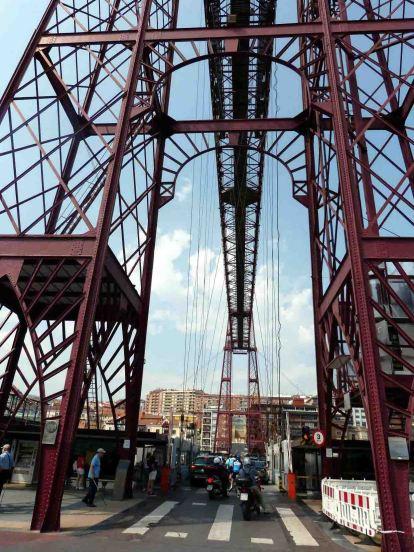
[82,448,105,507]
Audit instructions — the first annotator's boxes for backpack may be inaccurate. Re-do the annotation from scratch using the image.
[233,460,242,473]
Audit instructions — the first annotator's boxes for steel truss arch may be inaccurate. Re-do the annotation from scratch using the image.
[150,50,312,116]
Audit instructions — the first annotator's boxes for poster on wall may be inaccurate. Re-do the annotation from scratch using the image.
[11,440,38,484]
[232,416,247,443]
[42,420,59,445]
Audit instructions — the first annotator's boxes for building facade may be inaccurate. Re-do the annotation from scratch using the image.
[200,406,218,452]
[144,388,206,416]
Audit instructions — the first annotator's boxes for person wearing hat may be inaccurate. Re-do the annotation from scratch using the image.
[82,448,105,507]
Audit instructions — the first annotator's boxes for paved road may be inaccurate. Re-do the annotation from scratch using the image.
[1,486,361,551]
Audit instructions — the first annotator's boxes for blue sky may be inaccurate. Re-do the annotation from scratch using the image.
[0,1,316,399]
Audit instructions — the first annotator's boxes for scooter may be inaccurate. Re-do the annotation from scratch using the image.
[236,477,261,520]
[206,475,229,500]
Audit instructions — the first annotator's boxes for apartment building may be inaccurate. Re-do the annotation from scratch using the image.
[144,388,206,416]
[351,407,367,428]
[200,405,218,451]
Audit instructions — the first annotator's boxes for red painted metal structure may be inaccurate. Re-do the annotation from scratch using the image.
[0,1,412,550]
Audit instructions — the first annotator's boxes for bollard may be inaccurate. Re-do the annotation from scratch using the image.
[287,472,296,500]
[160,466,171,495]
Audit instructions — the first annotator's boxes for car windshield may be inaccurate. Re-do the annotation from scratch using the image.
[194,457,214,466]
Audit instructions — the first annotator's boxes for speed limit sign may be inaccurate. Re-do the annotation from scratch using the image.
[313,429,326,447]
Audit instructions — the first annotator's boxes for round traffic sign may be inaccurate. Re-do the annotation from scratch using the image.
[313,429,326,447]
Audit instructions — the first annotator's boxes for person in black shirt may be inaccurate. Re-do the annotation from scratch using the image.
[210,456,229,494]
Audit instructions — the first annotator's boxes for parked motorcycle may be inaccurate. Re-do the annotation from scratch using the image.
[236,477,261,520]
[206,475,229,500]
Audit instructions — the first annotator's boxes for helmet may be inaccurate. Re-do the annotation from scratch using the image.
[235,453,241,460]
[243,457,252,467]
[213,456,221,464]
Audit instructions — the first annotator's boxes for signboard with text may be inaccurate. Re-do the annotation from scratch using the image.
[313,429,326,448]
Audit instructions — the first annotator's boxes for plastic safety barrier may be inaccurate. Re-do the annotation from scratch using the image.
[322,478,414,538]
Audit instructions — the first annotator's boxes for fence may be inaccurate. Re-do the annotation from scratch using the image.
[321,478,414,538]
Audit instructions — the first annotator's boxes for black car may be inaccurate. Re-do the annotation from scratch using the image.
[190,455,216,485]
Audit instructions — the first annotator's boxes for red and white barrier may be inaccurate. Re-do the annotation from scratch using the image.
[322,478,414,538]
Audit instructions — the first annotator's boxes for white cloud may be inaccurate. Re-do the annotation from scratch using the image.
[175,177,192,202]
[144,228,317,396]
[298,324,314,345]
[152,229,190,299]
[254,268,316,395]
[147,231,227,355]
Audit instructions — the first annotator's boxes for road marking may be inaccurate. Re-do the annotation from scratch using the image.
[251,537,274,545]
[276,507,319,546]
[192,502,207,506]
[123,501,178,535]
[208,504,233,542]
[165,532,187,539]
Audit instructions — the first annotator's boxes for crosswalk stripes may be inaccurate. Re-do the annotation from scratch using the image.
[165,532,188,538]
[276,507,319,547]
[208,504,234,542]
[122,498,324,547]
[251,538,274,545]
[123,501,178,535]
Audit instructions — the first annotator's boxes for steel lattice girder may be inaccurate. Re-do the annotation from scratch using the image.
[0,0,413,549]
[205,1,274,351]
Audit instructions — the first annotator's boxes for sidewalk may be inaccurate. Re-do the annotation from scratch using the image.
[302,497,380,551]
[0,485,144,532]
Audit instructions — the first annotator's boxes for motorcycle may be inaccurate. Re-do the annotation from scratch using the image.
[236,477,261,520]
[206,475,229,500]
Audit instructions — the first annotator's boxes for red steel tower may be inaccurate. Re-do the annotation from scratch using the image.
[0,2,413,550]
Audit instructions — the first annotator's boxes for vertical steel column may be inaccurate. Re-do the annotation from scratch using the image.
[246,346,265,454]
[297,0,332,476]
[317,1,412,549]
[214,327,233,453]
[122,139,166,495]
[121,0,180,497]
[30,1,154,531]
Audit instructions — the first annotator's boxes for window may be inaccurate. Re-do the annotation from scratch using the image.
[194,456,214,466]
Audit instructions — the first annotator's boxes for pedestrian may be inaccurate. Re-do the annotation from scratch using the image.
[0,444,14,496]
[142,452,153,492]
[146,455,158,496]
[75,453,86,490]
[82,448,105,507]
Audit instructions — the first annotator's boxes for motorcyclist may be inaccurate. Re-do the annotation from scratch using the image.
[210,456,229,494]
[237,456,266,512]
[225,454,235,490]
[225,454,235,472]
[232,454,242,481]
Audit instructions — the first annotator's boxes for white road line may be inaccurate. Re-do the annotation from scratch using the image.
[251,537,274,545]
[192,502,207,506]
[276,507,319,547]
[208,504,234,542]
[123,501,178,535]
[165,532,188,539]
